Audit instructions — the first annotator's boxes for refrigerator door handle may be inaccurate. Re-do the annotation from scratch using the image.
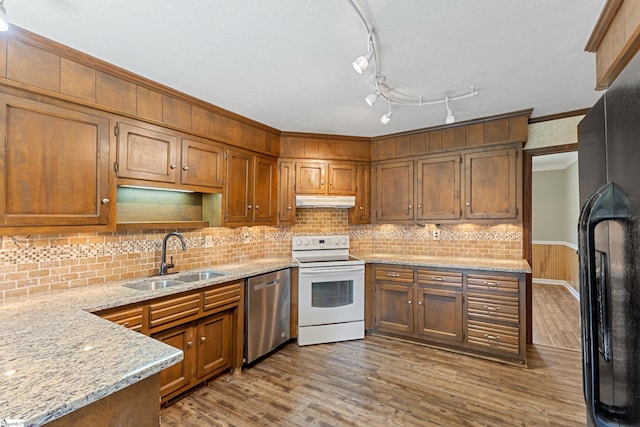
[578,182,635,426]
[598,251,611,363]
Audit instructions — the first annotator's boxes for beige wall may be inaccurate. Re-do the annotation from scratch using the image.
[525,115,584,150]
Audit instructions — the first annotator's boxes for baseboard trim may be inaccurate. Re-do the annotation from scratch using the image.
[533,278,580,301]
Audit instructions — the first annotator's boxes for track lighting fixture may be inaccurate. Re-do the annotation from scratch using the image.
[380,99,392,124]
[348,0,478,125]
[365,91,380,107]
[0,1,8,32]
[445,97,455,124]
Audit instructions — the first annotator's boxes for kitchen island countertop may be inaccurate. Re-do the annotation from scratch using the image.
[0,257,295,427]
[355,253,531,273]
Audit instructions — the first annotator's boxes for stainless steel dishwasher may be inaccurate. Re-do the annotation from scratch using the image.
[245,269,290,364]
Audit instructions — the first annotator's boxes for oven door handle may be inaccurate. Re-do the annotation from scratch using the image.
[299,265,365,275]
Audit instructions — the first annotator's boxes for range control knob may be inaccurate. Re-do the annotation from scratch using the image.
[341,238,348,245]
[334,239,341,245]
[303,239,310,246]
[295,238,303,247]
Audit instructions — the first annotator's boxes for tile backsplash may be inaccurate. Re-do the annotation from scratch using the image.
[0,209,522,302]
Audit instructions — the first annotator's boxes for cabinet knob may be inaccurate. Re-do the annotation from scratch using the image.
[359,206,363,210]
[321,181,324,186]
[255,205,259,209]
[418,301,422,305]
[248,205,252,209]
[287,206,292,210]
[418,204,422,208]
[101,198,110,204]
[409,204,413,209]
[187,341,193,347]
[329,181,333,185]
[200,336,206,343]
[170,164,177,169]
[466,202,470,207]
[408,300,412,304]
[183,166,189,171]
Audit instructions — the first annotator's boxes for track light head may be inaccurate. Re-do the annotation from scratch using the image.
[365,92,380,107]
[380,110,392,124]
[0,1,8,32]
[352,51,373,74]
[445,97,455,124]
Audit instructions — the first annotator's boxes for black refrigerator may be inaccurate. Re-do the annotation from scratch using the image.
[578,51,640,426]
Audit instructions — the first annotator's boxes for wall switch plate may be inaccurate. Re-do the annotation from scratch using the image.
[432,229,441,240]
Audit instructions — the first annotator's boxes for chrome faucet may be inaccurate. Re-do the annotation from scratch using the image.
[159,232,187,275]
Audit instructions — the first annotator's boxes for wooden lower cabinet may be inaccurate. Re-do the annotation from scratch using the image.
[372,264,525,364]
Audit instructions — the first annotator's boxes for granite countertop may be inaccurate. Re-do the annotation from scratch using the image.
[355,253,532,273]
[0,257,295,427]
[0,254,526,425]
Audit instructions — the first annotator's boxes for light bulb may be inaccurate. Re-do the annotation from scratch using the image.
[380,111,392,124]
[365,92,379,107]
[352,51,373,74]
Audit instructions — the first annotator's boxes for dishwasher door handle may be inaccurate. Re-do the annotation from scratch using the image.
[253,280,279,291]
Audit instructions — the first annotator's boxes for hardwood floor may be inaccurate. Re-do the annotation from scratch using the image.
[532,282,581,351]
[161,336,585,426]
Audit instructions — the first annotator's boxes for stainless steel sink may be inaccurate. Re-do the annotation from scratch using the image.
[123,279,184,290]
[178,270,227,283]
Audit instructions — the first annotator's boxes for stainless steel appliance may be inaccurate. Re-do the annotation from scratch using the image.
[578,50,640,426]
[245,269,290,364]
[293,235,365,346]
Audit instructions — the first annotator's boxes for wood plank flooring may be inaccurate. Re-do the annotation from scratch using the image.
[532,282,581,351]
[160,336,585,426]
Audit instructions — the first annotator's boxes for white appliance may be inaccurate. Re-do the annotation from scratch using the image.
[293,234,365,346]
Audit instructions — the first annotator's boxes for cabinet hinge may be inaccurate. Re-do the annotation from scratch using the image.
[516,207,519,216]
[459,156,463,164]
[113,161,119,172]
[114,125,119,136]
[224,150,228,160]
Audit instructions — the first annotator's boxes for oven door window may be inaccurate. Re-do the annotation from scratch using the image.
[312,280,353,308]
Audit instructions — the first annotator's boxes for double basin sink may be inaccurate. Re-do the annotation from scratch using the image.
[123,270,227,291]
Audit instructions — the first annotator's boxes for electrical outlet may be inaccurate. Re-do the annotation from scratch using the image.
[432,229,441,240]
[204,235,213,248]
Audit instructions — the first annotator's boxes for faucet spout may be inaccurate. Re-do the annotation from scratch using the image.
[160,232,187,275]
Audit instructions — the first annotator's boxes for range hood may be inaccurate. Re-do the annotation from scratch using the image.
[295,195,355,209]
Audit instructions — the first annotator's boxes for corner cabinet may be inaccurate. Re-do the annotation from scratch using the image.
[277,160,296,225]
[373,144,521,224]
[372,264,525,364]
[225,148,277,226]
[349,164,371,224]
[0,93,115,234]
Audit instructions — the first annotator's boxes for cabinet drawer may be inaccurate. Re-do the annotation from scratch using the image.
[102,307,144,332]
[467,319,519,355]
[468,293,519,323]
[204,281,242,312]
[375,266,414,283]
[467,274,518,293]
[150,293,201,329]
[417,270,462,288]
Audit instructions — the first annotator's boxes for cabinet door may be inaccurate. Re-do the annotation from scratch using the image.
[295,161,326,194]
[375,161,414,221]
[225,149,253,224]
[327,163,357,195]
[196,311,232,379]
[350,164,371,224]
[0,94,113,228]
[153,323,195,399]
[252,155,277,224]
[417,154,461,220]
[374,282,414,334]
[278,161,296,224]
[116,122,179,184]
[416,287,463,342]
[180,138,225,189]
[464,148,518,219]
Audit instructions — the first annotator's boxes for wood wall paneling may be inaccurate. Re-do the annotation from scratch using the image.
[396,136,411,157]
[304,138,320,158]
[441,127,466,150]
[376,139,396,160]
[465,123,484,146]
[484,119,510,144]
[7,39,60,92]
[163,95,192,130]
[191,106,210,135]
[508,115,529,142]
[60,58,96,102]
[532,243,579,292]
[210,113,242,145]
[349,139,371,160]
[429,130,443,152]
[96,71,136,114]
[410,132,428,155]
[136,86,163,122]
[282,136,305,157]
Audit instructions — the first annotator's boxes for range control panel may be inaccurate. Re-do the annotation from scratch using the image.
[292,235,349,250]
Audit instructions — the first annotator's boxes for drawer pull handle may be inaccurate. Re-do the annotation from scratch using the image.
[122,322,129,327]
[387,272,400,277]
[200,336,206,343]
[484,334,500,341]
[433,276,445,281]
[484,305,501,311]
[187,341,193,347]
[483,281,499,287]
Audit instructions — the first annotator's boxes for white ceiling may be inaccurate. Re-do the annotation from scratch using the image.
[532,151,578,172]
[7,0,605,137]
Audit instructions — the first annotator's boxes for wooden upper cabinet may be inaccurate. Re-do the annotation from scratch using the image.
[0,93,114,231]
[277,160,296,225]
[465,147,519,219]
[327,163,357,195]
[180,138,225,189]
[349,164,371,225]
[116,122,179,184]
[416,154,461,220]
[375,160,414,221]
[225,148,253,225]
[295,161,326,194]
[252,155,277,224]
